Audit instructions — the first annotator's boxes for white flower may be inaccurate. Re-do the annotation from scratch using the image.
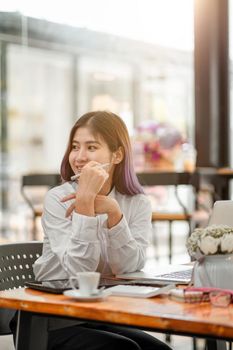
[186,225,233,256]
[198,236,220,255]
[220,233,233,253]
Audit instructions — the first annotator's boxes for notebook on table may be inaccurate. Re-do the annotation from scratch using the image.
[25,277,143,294]
[107,283,175,298]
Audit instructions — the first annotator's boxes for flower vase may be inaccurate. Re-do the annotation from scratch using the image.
[194,254,233,290]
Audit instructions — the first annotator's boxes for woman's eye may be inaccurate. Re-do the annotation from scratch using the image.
[71,144,79,150]
[88,146,97,151]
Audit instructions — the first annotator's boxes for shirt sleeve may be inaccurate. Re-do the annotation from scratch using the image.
[101,195,151,275]
[33,186,101,281]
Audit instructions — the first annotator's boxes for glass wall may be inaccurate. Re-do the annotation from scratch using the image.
[8,45,73,174]
[77,57,134,134]
[0,2,194,244]
[141,57,194,140]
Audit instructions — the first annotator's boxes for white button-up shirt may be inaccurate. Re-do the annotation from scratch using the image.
[33,181,151,282]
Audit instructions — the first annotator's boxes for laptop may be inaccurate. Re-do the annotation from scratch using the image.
[116,264,193,285]
[26,202,231,291]
[117,200,233,285]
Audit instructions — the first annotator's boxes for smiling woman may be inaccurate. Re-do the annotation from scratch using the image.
[28,110,172,350]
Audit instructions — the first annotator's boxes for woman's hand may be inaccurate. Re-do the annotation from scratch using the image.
[94,195,119,215]
[60,193,113,218]
[64,162,110,217]
[60,193,76,218]
[77,161,109,198]
[94,195,123,228]
[75,161,109,216]
[61,193,122,227]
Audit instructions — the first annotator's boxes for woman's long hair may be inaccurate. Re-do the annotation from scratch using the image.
[60,111,144,195]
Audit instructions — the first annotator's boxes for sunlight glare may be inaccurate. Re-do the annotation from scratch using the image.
[1,0,194,50]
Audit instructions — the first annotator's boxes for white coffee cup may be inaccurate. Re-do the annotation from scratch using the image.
[69,272,100,296]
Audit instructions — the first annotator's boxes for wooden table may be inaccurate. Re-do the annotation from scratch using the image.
[0,287,233,350]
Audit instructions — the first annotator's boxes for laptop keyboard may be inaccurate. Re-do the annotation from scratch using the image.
[154,269,192,283]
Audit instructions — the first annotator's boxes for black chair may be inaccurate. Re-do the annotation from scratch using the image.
[0,241,43,335]
[21,174,61,239]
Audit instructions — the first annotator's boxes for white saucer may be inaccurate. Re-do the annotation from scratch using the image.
[63,289,111,301]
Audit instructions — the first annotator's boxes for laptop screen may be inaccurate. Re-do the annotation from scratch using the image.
[208,200,233,226]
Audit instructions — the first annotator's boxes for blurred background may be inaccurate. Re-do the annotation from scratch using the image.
[0,0,233,260]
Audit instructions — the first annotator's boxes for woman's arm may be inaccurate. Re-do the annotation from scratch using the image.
[101,195,151,275]
[33,185,101,281]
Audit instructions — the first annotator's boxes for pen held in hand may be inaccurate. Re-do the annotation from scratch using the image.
[70,163,110,181]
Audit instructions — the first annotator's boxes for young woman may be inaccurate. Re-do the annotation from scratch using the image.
[33,111,171,350]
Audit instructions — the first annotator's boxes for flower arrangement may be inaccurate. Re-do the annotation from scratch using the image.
[133,120,185,169]
[186,225,233,257]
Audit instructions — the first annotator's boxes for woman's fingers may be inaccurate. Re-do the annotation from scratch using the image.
[65,203,76,218]
[60,193,76,202]
[60,193,76,217]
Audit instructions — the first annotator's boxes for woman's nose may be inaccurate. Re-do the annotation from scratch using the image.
[75,148,87,161]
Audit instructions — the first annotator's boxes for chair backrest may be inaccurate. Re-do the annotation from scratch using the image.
[21,174,61,188]
[21,174,61,211]
[0,241,43,335]
[208,200,233,226]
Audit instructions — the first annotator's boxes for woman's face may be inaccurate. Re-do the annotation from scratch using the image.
[69,127,114,175]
